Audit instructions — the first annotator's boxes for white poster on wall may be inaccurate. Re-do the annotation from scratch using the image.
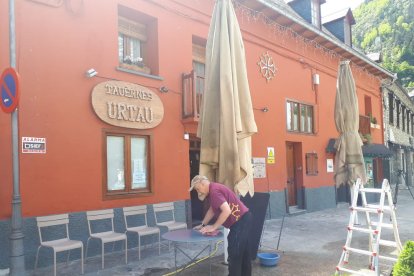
[327,159,334,172]
[252,157,266,178]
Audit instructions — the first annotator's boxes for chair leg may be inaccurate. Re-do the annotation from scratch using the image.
[125,237,128,264]
[80,245,84,275]
[158,233,161,255]
[66,249,71,266]
[85,238,91,259]
[138,234,141,260]
[34,246,41,272]
[54,251,57,276]
[101,241,105,269]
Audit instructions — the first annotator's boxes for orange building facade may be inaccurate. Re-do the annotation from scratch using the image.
[0,0,393,269]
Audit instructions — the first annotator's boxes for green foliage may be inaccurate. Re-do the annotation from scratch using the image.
[353,0,414,88]
[378,22,392,36]
[393,240,414,276]
[361,28,378,49]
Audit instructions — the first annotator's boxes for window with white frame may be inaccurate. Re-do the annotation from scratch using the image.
[286,100,314,134]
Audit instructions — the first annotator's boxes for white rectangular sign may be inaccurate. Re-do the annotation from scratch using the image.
[22,137,46,154]
[252,157,266,178]
[327,159,334,173]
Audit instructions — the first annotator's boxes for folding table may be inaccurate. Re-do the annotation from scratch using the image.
[162,229,223,275]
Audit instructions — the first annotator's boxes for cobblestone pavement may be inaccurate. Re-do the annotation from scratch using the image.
[29,190,414,276]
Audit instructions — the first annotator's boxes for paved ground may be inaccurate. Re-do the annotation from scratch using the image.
[29,187,414,276]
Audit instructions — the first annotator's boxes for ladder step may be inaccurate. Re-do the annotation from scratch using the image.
[378,255,398,262]
[348,226,377,234]
[336,266,372,276]
[351,206,380,213]
[344,246,376,257]
[379,239,398,247]
[359,188,383,193]
[365,204,392,212]
[371,221,393,229]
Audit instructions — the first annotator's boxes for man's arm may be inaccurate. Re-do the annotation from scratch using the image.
[200,202,231,233]
[193,206,214,230]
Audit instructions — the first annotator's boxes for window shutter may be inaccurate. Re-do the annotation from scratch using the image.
[306,153,318,176]
[192,44,206,64]
[118,16,147,41]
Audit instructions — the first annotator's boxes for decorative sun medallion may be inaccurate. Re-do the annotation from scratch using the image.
[257,51,277,82]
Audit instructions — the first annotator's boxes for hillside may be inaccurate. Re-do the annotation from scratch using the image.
[352,0,414,88]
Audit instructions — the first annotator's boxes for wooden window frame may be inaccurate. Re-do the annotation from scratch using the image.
[402,106,406,131]
[411,114,414,136]
[102,129,153,200]
[388,94,394,125]
[396,100,400,128]
[118,16,151,74]
[286,100,314,134]
[305,153,318,176]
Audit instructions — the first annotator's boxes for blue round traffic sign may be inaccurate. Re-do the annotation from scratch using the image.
[0,68,20,113]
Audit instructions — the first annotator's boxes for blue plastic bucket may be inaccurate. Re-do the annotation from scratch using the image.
[257,252,280,267]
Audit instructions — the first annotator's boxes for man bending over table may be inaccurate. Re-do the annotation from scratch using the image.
[189,175,252,276]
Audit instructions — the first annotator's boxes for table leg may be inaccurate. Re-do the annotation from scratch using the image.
[209,241,212,276]
[174,242,177,274]
[174,243,211,275]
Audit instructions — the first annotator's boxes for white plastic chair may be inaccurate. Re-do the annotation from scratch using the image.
[123,206,160,260]
[35,214,84,276]
[85,209,127,269]
[153,202,187,249]
[153,202,187,231]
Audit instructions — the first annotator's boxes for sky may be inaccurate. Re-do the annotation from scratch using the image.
[321,0,365,17]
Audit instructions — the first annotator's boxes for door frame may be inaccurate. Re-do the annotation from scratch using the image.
[285,142,304,208]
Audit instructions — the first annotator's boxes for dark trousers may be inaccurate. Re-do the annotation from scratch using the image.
[227,211,252,276]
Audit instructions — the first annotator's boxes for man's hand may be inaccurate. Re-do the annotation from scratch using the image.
[200,225,217,234]
[193,224,203,231]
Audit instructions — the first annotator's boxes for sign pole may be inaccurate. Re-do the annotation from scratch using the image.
[8,0,26,275]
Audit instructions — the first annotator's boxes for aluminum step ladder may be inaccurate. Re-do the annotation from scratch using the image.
[335,178,403,276]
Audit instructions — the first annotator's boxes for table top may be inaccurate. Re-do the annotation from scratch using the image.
[162,229,223,243]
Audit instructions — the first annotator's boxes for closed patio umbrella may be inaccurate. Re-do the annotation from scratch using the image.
[334,60,366,191]
[197,0,257,197]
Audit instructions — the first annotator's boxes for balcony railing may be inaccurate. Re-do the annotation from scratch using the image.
[182,70,204,121]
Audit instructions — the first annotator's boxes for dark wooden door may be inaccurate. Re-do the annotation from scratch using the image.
[286,142,297,206]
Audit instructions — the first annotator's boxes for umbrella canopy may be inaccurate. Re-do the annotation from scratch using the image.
[334,60,366,187]
[197,0,257,196]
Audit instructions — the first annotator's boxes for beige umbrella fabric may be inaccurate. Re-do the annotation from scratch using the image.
[197,0,257,197]
[334,60,366,188]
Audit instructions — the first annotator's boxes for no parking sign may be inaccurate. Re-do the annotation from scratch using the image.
[0,68,20,113]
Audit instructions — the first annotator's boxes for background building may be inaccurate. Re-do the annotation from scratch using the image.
[0,0,394,269]
[383,82,414,186]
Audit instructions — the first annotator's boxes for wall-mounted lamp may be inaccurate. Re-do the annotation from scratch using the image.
[86,68,98,78]
[312,73,320,85]
[184,132,189,140]
[159,86,169,93]
[254,107,269,112]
